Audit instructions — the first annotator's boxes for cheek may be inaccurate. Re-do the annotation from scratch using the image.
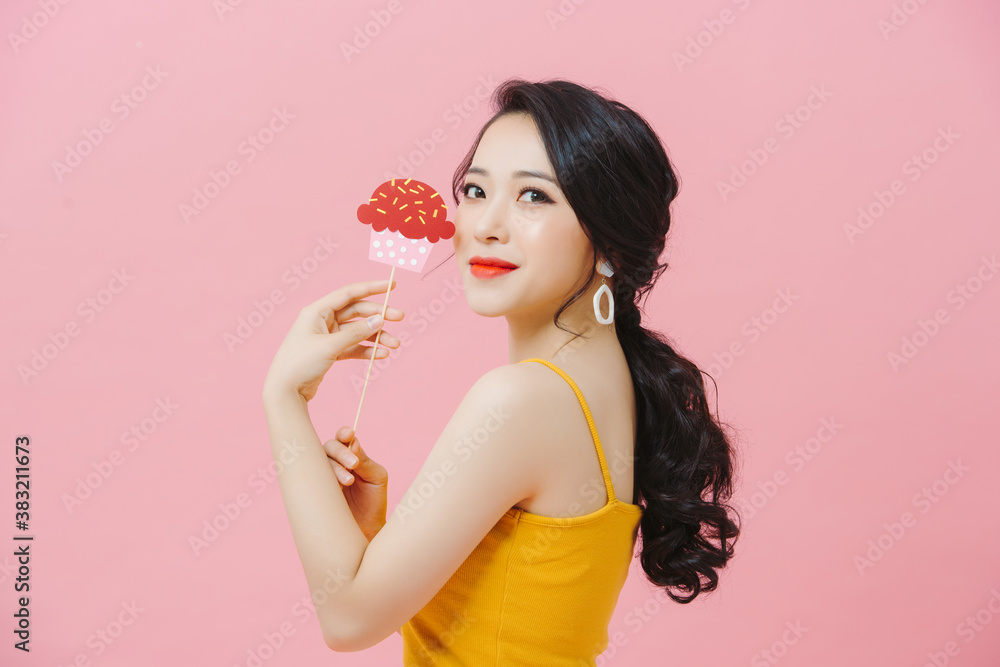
[509,207,546,235]
[547,223,591,268]
[451,215,472,246]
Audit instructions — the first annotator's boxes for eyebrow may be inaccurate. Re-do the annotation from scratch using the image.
[466,166,559,186]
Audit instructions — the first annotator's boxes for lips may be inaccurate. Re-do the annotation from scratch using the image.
[469,256,518,280]
[469,256,518,269]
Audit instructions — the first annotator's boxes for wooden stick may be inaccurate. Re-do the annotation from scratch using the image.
[353,263,396,435]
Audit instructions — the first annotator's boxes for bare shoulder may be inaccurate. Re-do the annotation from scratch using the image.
[342,362,560,647]
[468,360,563,410]
[467,360,580,463]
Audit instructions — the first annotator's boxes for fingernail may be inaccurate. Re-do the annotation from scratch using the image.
[367,314,382,329]
[345,453,359,467]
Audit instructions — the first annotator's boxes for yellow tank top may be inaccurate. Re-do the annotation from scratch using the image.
[401,358,644,666]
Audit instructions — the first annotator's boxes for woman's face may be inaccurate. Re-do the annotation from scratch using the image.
[453,112,594,323]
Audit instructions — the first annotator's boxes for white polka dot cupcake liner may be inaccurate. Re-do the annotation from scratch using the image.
[368,228,434,273]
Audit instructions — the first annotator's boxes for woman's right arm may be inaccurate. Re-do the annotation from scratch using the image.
[321,364,549,650]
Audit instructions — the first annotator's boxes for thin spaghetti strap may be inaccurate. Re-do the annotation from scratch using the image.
[518,358,618,503]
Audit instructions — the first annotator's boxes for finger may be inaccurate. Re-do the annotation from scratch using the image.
[328,458,355,485]
[336,427,365,466]
[343,327,400,348]
[322,436,361,471]
[334,301,405,324]
[362,328,400,347]
[337,429,388,485]
[329,311,390,355]
[336,343,391,362]
[307,280,398,323]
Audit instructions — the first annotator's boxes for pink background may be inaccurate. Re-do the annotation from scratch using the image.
[2,0,999,665]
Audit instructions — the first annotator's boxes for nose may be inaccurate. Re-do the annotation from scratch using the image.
[470,196,509,243]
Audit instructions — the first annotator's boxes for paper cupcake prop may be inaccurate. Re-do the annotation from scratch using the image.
[357,178,455,272]
[352,178,454,433]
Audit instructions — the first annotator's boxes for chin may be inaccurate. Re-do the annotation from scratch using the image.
[464,293,511,319]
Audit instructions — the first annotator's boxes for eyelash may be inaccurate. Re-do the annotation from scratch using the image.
[461,182,552,204]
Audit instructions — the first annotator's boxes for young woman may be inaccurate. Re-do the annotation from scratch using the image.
[262,78,742,664]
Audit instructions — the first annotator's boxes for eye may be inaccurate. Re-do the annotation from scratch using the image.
[518,187,552,204]
[461,182,485,199]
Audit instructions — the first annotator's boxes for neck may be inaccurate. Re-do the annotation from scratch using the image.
[506,299,619,365]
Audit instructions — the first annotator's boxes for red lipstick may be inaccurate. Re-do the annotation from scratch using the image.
[469,255,518,279]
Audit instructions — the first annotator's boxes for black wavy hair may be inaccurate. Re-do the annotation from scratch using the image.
[431,78,743,603]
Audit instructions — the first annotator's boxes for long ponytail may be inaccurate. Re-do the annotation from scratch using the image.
[616,294,740,602]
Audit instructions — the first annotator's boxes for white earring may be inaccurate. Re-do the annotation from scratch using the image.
[593,260,614,325]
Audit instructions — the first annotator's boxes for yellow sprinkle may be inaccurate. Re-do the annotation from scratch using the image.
[399,203,408,210]
[369,198,377,202]
[430,192,439,199]
[405,215,412,222]
[418,209,426,214]
[433,210,438,217]
[404,178,411,185]
[379,192,387,198]
[419,215,426,225]
[391,179,395,186]
[392,197,398,205]
[417,184,425,190]
[376,208,386,214]
[408,188,419,194]
[397,186,406,194]
[414,200,423,204]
